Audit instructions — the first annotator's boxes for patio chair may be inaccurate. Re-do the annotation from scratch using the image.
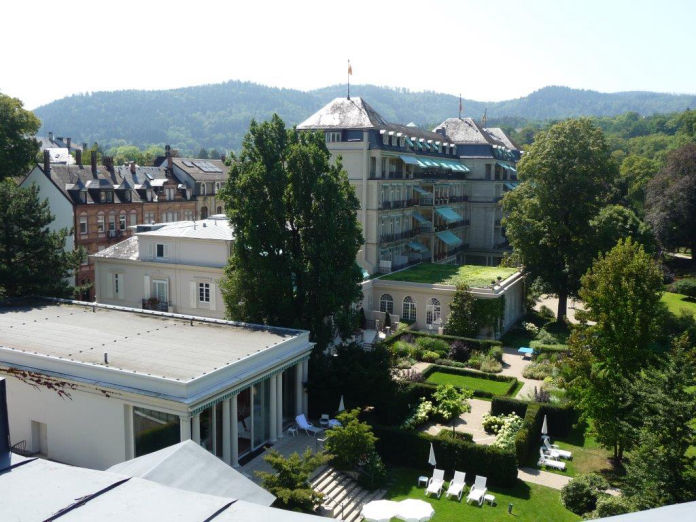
[466,475,487,506]
[445,470,466,502]
[543,438,573,460]
[425,468,445,499]
[295,414,323,436]
[319,413,330,427]
[538,448,566,471]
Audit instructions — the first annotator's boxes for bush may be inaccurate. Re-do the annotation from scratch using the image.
[421,350,440,363]
[433,384,472,422]
[523,360,555,380]
[448,340,472,362]
[391,340,413,358]
[401,397,435,430]
[561,473,610,515]
[356,452,387,491]
[670,277,696,298]
[416,336,450,355]
[480,355,503,373]
[488,345,504,362]
[325,409,377,470]
[491,413,524,452]
[538,305,555,321]
[434,358,467,368]
[593,496,635,518]
[529,341,569,353]
[482,413,506,434]
[523,321,540,335]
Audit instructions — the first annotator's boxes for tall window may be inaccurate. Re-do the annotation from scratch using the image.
[184,210,194,221]
[200,206,208,219]
[119,214,126,230]
[156,244,167,258]
[108,214,116,232]
[485,164,492,180]
[200,183,207,196]
[113,273,120,297]
[97,214,105,233]
[130,211,137,226]
[166,187,175,201]
[79,215,88,235]
[133,407,179,457]
[216,206,222,214]
[145,211,155,224]
[198,282,210,303]
[379,294,394,314]
[426,298,441,325]
[403,296,416,322]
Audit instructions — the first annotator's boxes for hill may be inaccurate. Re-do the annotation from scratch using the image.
[33,82,696,154]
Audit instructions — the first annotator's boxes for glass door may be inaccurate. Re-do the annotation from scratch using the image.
[252,379,271,449]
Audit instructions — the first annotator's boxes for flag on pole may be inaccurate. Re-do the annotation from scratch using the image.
[348,60,352,75]
[458,94,462,119]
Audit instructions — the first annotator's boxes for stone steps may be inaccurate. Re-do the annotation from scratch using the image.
[311,467,386,522]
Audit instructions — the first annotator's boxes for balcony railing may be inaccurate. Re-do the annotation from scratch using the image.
[416,170,467,181]
[379,229,418,244]
[435,220,469,232]
[107,229,124,240]
[379,199,418,210]
[434,245,466,261]
[142,298,169,312]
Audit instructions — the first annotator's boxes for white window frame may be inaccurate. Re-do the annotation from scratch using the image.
[403,296,416,322]
[155,243,168,259]
[198,282,210,303]
[119,214,127,231]
[152,279,168,304]
[426,298,441,325]
[379,294,394,314]
[97,214,105,233]
[79,215,88,235]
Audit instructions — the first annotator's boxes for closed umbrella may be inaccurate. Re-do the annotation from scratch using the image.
[428,443,436,467]
[541,414,548,437]
[396,499,435,522]
[361,499,399,522]
[338,395,345,413]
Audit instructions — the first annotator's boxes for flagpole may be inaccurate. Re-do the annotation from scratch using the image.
[347,59,351,100]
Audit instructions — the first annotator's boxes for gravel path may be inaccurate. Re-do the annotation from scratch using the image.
[423,398,495,445]
[518,467,572,490]
[499,348,537,400]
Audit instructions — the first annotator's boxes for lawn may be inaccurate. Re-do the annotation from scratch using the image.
[385,468,580,521]
[661,291,696,318]
[380,263,517,288]
[425,371,513,396]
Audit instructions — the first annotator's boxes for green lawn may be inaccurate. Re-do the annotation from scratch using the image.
[386,468,580,521]
[661,292,696,318]
[426,371,513,395]
[381,263,517,288]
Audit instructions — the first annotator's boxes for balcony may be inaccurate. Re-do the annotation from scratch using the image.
[418,197,434,206]
[386,171,404,179]
[107,229,124,241]
[434,245,466,261]
[435,220,469,232]
[142,298,169,312]
[379,229,418,244]
[416,170,467,181]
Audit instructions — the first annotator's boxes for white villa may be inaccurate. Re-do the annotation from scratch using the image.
[92,215,233,318]
[0,300,313,470]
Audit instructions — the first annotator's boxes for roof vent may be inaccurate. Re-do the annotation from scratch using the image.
[104,352,109,364]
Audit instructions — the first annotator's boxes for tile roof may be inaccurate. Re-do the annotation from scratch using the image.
[297,97,388,130]
[432,117,504,146]
[484,127,520,151]
[172,158,228,182]
[92,236,139,260]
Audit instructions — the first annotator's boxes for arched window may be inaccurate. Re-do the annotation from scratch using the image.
[402,296,416,322]
[216,206,222,214]
[200,206,208,219]
[426,298,441,325]
[379,294,394,314]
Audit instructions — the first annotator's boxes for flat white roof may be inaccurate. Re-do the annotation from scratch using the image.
[0,301,312,403]
[137,217,234,241]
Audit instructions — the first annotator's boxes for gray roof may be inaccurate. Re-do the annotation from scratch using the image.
[484,127,520,151]
[107,440,275,506]
[432,117,504,146]
[92,235,140,260]
[297,97,388,130]
[137,217,233,241]
[172,158,228,182]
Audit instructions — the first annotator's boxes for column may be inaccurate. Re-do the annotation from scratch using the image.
[231,394,239,467]
[180,415,191,441]
[295,363,303,415]
[222,398,231,465]
[269,376,278,442]
[192,413,201,445]
[211,404,217,455]
[124,404,134,460]
[302,359,309,415]
[276,373,283,439]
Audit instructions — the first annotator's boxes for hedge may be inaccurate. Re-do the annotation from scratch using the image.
[382,330,502,351]
[491,396,529,417]
[373,425,518,487]
[421,364,518,398]
[529,342,569,353]
[515,403,544,465]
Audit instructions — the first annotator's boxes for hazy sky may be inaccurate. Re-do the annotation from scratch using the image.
[3,0,695,109]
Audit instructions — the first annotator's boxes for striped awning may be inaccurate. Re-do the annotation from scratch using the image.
[408,241,429,253]
[436,230,463,248]
[435,206,462,223]
[400,155,421,165]
[413,186,430,197]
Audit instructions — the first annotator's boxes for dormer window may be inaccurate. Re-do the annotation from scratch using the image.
[165,187,175,201]
[201,183,207,196]
[123,191,131,202]
[146,189,153,202]
[79,191,86,203]
[101,190,113,203]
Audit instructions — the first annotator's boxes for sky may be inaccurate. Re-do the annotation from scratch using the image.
[3,0,695,110]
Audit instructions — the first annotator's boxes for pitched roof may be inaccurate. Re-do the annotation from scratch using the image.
[432,117,504,146]
[484,127,520,151]
[172,158,228,182]
[297,97,388,130]
[92,235,140,260]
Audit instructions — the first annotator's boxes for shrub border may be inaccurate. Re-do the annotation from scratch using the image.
[381,330,502,351]
[421,364,518,398]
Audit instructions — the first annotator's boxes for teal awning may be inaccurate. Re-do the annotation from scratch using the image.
[437,160,452,170]
[451,161,471,172]
[436,230,463,248]
[408,241,429,253]
[400,155,421,165]
[413,186,430,197]
[404,137,415,147]
[504,182,517,191]
[435,206,462,223]
[412,211,430,224]
[497,161,517,173]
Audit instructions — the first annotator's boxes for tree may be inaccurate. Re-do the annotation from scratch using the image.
[324,408,377,470]
[567,238,664,461]
[219,115,363,347]
[196,147,209,159]
[256,448,330,512]
[589,204,655,256]
[617,155,657,215]
[623,334,696,509]
[0,93,40,181]
[645,143,696,262]
[444,282,477,337]
[0,181,84,298]
[432,383,471,422]
[503,118,617,321]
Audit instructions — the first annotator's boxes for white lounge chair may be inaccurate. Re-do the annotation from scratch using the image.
[538,448,566,470]
[543,438,573,460]
[466,475,487,506]
[295,414,323,436]
[425,468,445,499]
[445,471,466,502]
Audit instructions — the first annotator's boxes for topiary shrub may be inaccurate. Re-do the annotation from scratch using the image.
[416,336,450,355]
[448,340,472,362]
[593,495,635,518]
[488,345,504,362]
[560,473,610,515]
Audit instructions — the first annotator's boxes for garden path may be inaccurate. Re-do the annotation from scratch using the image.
[518,467,572,490]
[534,294,588,324]
[422,398,496,445]
[500,348,537,400]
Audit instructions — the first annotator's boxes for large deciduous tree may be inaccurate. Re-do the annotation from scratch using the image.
[219,115,363,347]
[645,143,696,262]
[0,181,84,298]
[0,93,40,181]
[567,238,664,461]
[503,118,617,321]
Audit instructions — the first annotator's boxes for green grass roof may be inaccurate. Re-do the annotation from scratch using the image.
[380,263,517,287]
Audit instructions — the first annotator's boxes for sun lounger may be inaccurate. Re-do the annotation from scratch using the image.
[295,414,323,436]
[538,448,566,470]
[445,471,466,501]
[466,475,487,506]
[425,468,445,499]
[543,438,573,459]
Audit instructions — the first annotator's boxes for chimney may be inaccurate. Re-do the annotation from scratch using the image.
[48,131,54,142]
[43,150,51,175]
[91,150,97,176]
[220,154,225,162]
[165,144,173,170]
[76,149,82,166]
[0,378,9,469]
[103,156,114,174]
[66,137,71,150]
[82,142,88,151]
[129,161,136,174]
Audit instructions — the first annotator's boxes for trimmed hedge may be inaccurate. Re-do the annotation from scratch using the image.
[529,342,569,353]
[491,397,529,417]
[373,425,518,487]
[382,330,502,351]
[421,364,518,398]
[515,403,544,465]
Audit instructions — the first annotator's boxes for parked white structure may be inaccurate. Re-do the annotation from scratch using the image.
[92,216,233,318]
[0,300,313,470]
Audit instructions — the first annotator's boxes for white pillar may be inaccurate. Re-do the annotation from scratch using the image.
[124,404,134,460]
[180,415,191,441]
[211,404,217,455]
[295,363,303,415]
[269,376,278,442]
[276,373,283,439]
[231,394,239,467]
[222,399,231,465]
[192,414,201,445]
[302,359,309,415]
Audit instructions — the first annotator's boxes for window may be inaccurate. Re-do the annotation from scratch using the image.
[325,131,341,143]
[426,298,441,325]
[216,206,222,214]
[101,190,113,203]
[152,279,168,303]
[113,273,120,297]
[485,164,492,180]
[144,211,155,224]
[403,296,416,322]
[79,191,86,203]
[184,210,193,221]
[108,214,116,232]
[133,407,178,458]
[200,206,208,219]
[79,215,88,235]
[166,187,175,201]
[198,282,210,303]
[200,183,207,196]
[370,157,376,178]
[130,212,137,226]
[156,243,167,258]
[119,214,126,231]
[379,294,394,314]
[97,214,105,233]
[123,191,131,202]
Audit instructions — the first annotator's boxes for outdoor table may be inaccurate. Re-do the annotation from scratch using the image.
[418,475,429,488]
[518,346,534,358]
